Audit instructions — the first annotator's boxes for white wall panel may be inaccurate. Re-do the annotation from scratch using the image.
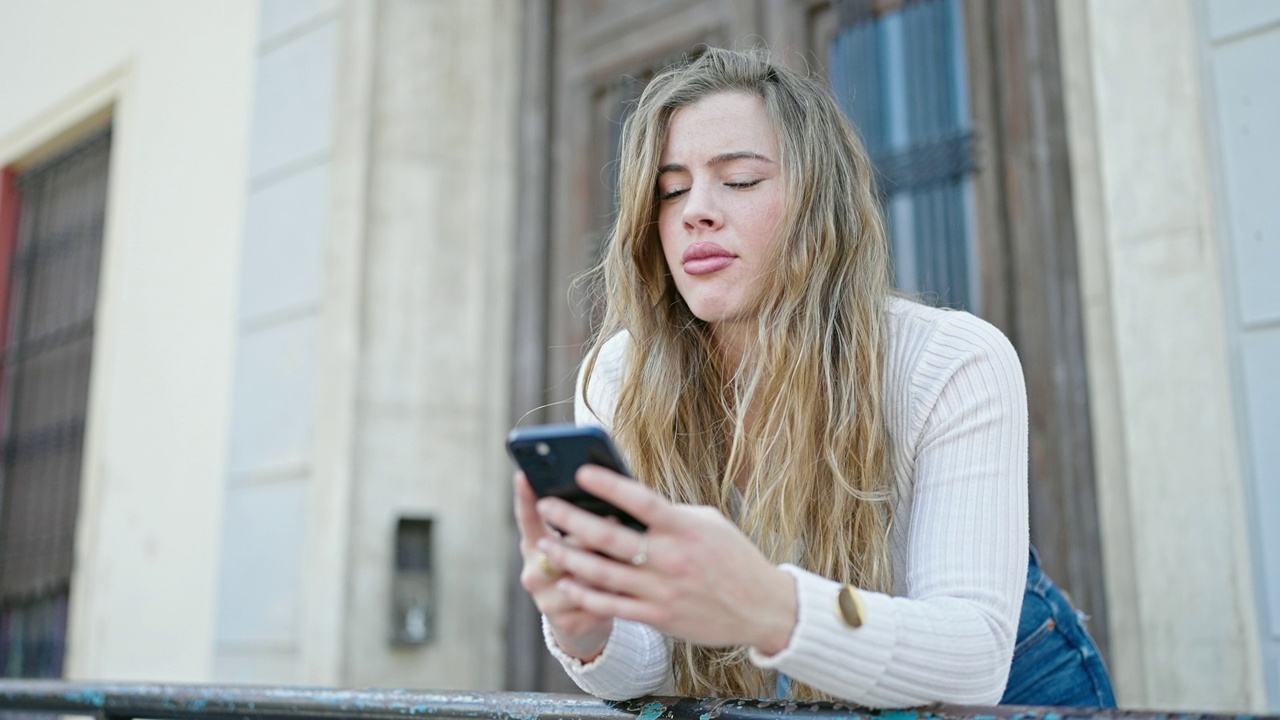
[1202,2,1280,709]
[216,6,339,685]
[1240,326,1280,637]
[239,164,329,323]
[1212,30,1280,327]
[1273,654,1280,706]
[259,0,338,44]
[1208,0,1280,41]
[214,478,309,648]
[226,317,319,477]
[248,21,337,179]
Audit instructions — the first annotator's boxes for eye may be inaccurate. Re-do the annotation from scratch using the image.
[658,187,688,201]
[725,179,763,189]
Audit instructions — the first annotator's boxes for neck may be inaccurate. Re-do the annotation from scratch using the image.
[711,322,765,495]
[711,321,751,372]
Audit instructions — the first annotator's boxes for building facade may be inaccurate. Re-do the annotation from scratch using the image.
[0,0,1274,712]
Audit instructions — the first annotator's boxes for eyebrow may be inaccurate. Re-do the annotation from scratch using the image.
[657,151,775,175]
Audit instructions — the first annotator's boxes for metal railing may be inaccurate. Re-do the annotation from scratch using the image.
[0,681,1273,720]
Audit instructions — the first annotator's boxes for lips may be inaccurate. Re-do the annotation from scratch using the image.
[681,242,736,276]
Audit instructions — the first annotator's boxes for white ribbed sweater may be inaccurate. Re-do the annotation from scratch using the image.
[544,297,1030,707]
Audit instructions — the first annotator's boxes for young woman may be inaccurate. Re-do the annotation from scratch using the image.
[514,48,1113,708]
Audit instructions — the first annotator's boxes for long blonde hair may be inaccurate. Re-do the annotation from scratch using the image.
[581,48,895,700]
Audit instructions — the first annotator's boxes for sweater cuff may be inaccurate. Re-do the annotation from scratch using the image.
[541,613,610,672]
[748,564,899,698]
[541,615,670,698]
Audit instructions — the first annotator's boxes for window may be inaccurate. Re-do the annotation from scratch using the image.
[828,0,978,311]
[0,127,110,678]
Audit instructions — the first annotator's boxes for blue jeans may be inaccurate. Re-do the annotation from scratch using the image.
[1001,546,1117,707]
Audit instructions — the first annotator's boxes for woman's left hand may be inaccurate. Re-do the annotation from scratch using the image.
[534,464,798,655]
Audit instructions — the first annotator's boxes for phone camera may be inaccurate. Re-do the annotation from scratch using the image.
[513,441,558,478]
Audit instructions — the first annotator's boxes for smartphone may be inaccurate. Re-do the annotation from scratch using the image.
[506,424,646,531]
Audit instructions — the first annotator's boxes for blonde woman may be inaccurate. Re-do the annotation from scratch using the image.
[514,48,1113,707]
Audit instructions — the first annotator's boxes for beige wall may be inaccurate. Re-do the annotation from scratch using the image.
[0,0,519,689]
[1058,0,1266,711]
[334,0,521,689]
[1197,0,1280,706]
[0,1,258,681]
[216,0,521,688]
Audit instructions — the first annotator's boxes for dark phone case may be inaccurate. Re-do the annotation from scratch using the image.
[506,424,646,531]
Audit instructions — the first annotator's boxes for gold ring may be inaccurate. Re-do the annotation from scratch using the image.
[538,553,561,579]
[630,535,649,566]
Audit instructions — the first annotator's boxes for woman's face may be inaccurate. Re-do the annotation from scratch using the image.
[656,91,784,330]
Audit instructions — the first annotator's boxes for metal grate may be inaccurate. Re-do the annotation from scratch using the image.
[0,127,110,678]
[829,0,978,311]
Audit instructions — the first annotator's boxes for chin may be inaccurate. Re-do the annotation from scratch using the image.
[677,284,747,326]
[686,301,743,326]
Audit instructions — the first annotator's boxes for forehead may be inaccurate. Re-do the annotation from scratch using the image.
[660,92,779,162]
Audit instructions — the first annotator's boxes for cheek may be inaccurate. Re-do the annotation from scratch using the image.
[764,209,785,249]
[762,194,785,230]
[739,196,785,253]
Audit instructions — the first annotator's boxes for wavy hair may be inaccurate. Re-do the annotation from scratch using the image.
[580,48,895,700]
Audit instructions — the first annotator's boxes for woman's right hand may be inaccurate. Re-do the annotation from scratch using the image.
[514,472,614,662]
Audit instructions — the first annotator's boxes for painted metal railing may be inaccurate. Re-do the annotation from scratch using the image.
[0,681,1273,720]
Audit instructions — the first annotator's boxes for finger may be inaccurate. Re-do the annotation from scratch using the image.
[513,473,550,550]
[536,496,648,564]
[556,577,669,628]
[575,465,672,529]
[530,582,579,615]
[524,559,607,620]
[519,554,559,594]
[538,536,653,599]
[534,586,598,620]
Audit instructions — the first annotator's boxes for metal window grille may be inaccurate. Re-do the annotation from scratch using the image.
[829,0,978,311]
[0,127,110,678]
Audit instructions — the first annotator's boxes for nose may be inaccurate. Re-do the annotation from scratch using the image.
[681,183,723,232]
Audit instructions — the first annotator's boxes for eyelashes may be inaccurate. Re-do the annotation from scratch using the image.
[657,179,763,201]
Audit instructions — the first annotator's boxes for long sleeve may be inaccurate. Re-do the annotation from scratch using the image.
[749,307,1029,706]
